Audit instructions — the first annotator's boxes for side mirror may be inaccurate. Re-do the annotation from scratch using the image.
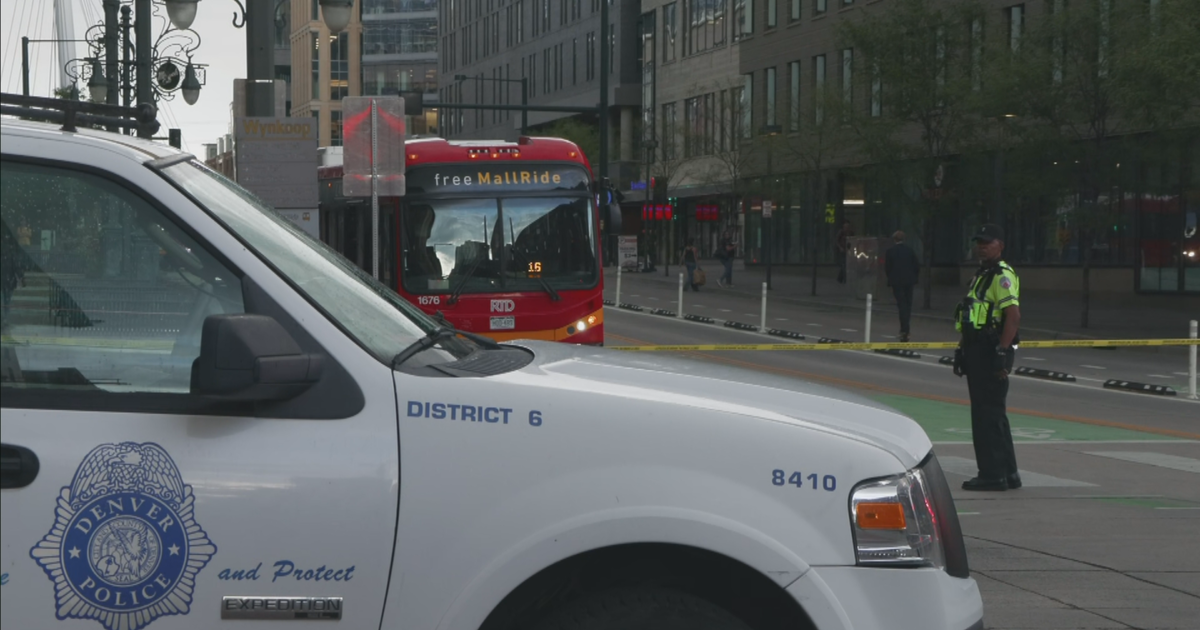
[191,314,324,401]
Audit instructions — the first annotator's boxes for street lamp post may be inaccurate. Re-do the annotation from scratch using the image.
[455,74,529,134]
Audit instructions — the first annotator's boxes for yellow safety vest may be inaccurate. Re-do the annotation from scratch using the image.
[955,261,1020,334]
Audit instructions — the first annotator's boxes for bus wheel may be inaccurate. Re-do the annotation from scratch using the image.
[532,587,753,630]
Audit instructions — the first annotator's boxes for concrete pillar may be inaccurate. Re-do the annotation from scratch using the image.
[620,107,634,163]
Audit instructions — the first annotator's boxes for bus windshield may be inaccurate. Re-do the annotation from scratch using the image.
[401,195,598,296]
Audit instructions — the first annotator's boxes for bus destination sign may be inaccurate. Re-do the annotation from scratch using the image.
[406,165,590,195]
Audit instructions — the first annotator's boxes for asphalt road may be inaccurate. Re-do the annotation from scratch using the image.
[603,306,1200,630]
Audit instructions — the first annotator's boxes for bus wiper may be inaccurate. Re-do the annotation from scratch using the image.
[507,247,561,302]
[447,254,485,305]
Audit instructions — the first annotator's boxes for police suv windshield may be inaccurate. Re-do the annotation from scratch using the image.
[163,161,469,366]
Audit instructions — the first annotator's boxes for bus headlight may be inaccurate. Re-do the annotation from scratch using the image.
[849,453,969,577]
[576,320,587,332]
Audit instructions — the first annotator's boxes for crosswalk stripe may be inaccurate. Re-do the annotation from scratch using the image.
[1084,452,1200,474]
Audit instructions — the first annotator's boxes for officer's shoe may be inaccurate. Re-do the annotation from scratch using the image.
[1006,472,1023,489]
[961,476,1008,491]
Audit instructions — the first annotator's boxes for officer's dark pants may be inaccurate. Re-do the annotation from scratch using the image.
[964,343,1018,479]
[892,284,914,334]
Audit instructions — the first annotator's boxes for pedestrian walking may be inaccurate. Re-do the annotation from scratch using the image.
[681,239,701,291]
[835,222,854,284]
[953,224,1022,492]
[884,230,920,342]
[717,236,735,287]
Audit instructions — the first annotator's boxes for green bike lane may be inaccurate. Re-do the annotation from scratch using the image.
[870,392,1196,443]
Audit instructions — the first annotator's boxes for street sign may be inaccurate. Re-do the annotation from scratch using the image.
[342,96,406,197]
[763,200,773,219]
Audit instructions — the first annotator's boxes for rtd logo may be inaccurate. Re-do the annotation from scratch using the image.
[491,299,516,313]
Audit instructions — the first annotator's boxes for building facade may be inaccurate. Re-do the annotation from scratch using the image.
[437,0,645,185]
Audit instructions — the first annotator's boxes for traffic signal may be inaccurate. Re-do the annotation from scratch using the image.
[652,177,668,202]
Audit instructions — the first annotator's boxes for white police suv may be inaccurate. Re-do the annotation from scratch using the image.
[0,99,983,630]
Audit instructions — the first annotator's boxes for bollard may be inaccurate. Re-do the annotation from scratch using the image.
[1190,320,1197,400]
[678,273,685,319]
[865,293,872,344]
[615,264,622,307]
[760,282,768,332]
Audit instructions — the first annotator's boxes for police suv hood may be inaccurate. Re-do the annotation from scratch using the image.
[509,341,931,468]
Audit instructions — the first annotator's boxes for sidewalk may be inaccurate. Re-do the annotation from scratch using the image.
[607,259,1200,343]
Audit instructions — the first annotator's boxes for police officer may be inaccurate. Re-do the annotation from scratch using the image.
[954,224,1022,491]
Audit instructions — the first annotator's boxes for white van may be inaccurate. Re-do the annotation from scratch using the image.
[0,105,983,630]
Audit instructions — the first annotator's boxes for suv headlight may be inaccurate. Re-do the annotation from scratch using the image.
[849,452,970,578]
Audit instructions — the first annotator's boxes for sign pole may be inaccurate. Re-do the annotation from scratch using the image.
[371,99,379,279]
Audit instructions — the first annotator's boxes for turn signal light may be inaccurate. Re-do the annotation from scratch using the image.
[856,502,907,530]
[586,315,597,325]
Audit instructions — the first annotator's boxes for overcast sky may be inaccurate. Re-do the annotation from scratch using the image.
[2,0,248,155]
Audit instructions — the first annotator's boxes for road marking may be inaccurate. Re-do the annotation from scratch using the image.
[840,328,858,332]
[807,323,822,327]
[744,313,757,317]
[775,318,789,321]
[718,309,732,312]
[1025,357,1046,361]
[937,456,1096,487]
[1156,507,1200,510]
[957,512,981,516]
[1080,364,1107,369]
[1174,372,1190,376]
[1148,374,1173,379]
[882,335,897,339]
[647,296,659,300]
[1084,452,1200,474]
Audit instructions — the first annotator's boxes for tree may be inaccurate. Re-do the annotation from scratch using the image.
[997,0,1200,326]
[537,117,600,173]
[782,84,859,295]
[839,0,988,309]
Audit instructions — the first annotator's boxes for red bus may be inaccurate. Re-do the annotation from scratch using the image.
[317,136,605,343]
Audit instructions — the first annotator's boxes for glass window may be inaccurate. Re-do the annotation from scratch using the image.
[163,162,455,366]
[766,67,777,127]
[331,32,349,102]
[311,32,320,100]
[815,0,826,16]
[364,19,439,56]
[1007,4,1024,53]
[1,160,244,394]
[841,48,852,108]
[662,102,678,159]
[742,73,753,138]
[791,0,801,21]
[663,2,677,62]
[767,0,777,28]
[398,194,598,295]
[814,53,825,124]
[789,61,801,131]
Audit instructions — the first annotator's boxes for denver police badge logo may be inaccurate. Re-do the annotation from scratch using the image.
[29,442,217,630]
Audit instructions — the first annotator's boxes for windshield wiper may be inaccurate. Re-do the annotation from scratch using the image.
[391,324,503,368]
[507,246,561,301]
[392,328,457,368]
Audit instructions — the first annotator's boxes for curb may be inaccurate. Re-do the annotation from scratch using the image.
[603,299,615,306]
[766,329,806,340]
[683,314,716,324]
[723,320,759,331]
[817,337,850,344]
[617,303,644,312]
[1102,380,1177,396]
[649,308,677,317]
[938,356,956,365]
[1014,366,1076,382]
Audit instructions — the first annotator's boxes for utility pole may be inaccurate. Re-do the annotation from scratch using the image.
[245,0,275,117]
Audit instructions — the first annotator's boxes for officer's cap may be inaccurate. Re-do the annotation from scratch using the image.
[972,224,1004,243]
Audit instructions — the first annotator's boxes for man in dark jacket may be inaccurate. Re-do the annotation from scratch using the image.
[884,230,920,342]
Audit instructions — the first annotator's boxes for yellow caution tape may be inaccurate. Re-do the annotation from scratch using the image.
[613,339,1200,352]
